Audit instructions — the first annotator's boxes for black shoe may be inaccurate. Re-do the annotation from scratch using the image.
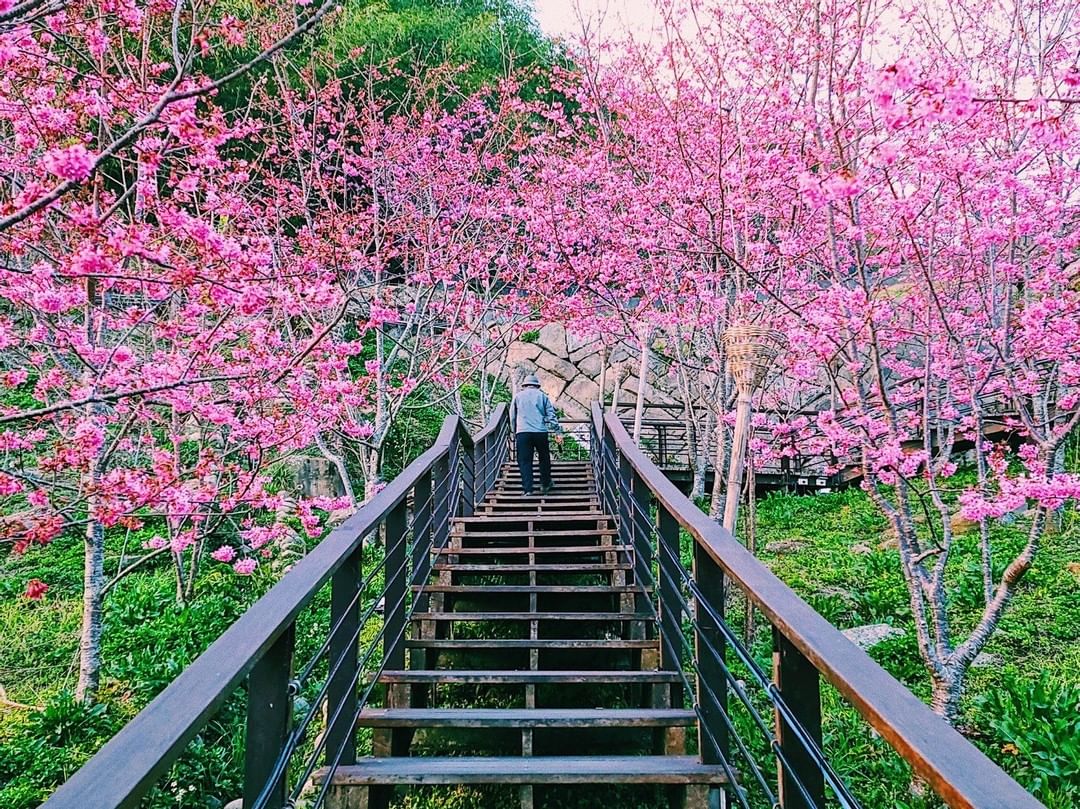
[541,484,554,495]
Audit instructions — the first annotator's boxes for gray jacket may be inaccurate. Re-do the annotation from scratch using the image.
[509,387,561,434]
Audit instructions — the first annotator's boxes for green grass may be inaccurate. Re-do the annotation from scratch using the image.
[751,485,1080,807]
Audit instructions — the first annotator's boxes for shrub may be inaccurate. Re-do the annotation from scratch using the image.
[974,671,1080,805]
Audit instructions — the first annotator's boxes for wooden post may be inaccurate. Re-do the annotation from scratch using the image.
[657,507,681,670]
[774,629,825,809]
[694,545,728,766]
[244,625,294,809]
[721,391,752,532]
[326,546,361,768]
[432,454,451,552]
[383,500,408,670]
[461,435,475,517]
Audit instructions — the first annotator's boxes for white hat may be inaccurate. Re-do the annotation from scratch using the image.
[522,373,541,387]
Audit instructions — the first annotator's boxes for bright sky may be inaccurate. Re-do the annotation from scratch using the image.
[531,0,658,41]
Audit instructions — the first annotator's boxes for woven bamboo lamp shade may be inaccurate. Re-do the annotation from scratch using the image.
[721,323,784,532]
[723,324,784,395]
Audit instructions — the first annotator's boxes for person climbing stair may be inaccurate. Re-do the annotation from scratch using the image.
[509,373,563,495]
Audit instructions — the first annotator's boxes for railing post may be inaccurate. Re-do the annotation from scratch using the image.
[694,544,729,780]
[617,451,634,550]
[657,506,681,671]
[384,499,408,670]
[774,629,825,809]
[432,453,451,552]
[600,426,615,516]
[461,435,475,517]
[244,624,295,809]
[325,545,361,768]
[412,471,433,604]
[631,470,651,546]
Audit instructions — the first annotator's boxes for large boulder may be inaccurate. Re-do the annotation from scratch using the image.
[506,342,542,366]
[576,353,603,376]
[842,623,904,650]
[566,376,601,408]
[533,368,567,400]
[536,351,579,381]
[566,330,598,355]
[537,323,568,358]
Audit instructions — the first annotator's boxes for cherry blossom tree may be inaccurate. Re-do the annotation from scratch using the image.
[0,1,537,701]
[527,0,1080,723]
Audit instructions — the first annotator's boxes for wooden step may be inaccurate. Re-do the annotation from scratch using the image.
[450,529,618,540]
[356,708,696,729]
[378,669,682,685]
[432,563,630,573]
[457,513,611,523]
[433,545,631,556]
[318,755,729,786]
[405,639,657,650]
[414,584,648,594]
[410,612,643,622]
[482,502,600,510]
[488,492,596,500]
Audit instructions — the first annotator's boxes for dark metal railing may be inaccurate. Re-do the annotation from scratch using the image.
[591,402,1043,809]
[42,405,511,809]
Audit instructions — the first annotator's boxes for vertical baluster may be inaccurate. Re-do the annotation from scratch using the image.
[657,507,681,671]
[694,545,729,789]
[326,545,361,768]
[383,500,408,670]
[244,625,295,809]
[774,629,825,809]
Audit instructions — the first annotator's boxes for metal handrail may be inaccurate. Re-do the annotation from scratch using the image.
[591,402,1043,809]
[42,404,511,809]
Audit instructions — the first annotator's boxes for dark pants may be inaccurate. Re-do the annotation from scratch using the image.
[516,432,552,494]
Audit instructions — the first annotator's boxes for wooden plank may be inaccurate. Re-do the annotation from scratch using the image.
[412,585,650,594]
[457,512,609,522]
[404,639,658,649]
[408,611,646,621]
[377,670,682,685]
[432,563,630,573]
[433,545,631,555]
[316,756,730,786]
[356,708,696,729]
[454,528,616,536]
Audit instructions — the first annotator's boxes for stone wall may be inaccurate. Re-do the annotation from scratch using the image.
[496,323,679,420]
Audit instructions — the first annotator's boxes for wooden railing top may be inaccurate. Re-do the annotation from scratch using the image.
[42,405,508,809]
[594,403,1042,809]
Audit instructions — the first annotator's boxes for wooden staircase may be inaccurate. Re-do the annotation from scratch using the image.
[323,460,729,808]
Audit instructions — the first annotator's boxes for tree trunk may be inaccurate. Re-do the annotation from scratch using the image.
[76,516,105,702]
[930,666,965,726]
[632,330,651,442]
[709,407,728,519]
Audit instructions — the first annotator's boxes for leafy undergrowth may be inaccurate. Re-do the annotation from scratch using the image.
[753,486,1080,808]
